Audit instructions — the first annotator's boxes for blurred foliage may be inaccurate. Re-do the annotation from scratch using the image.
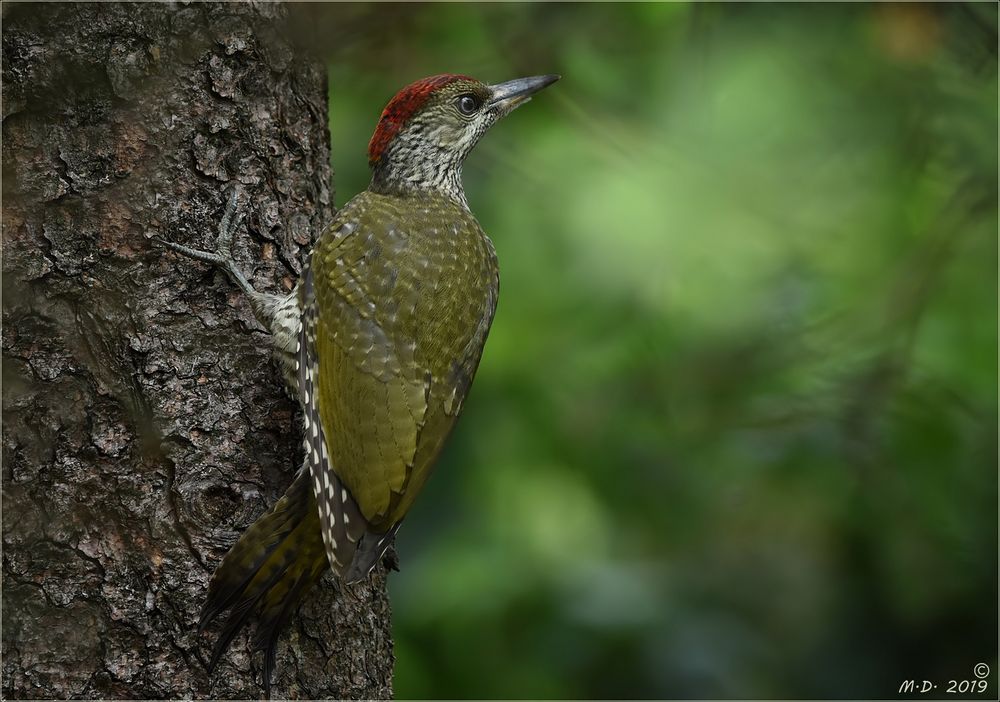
[314,3,997,698]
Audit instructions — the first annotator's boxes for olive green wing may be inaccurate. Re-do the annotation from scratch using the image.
[313,216,432,518]
[299,198,496,580]
[297,216,431,582]
[381,267,499,525]
[298,259,373,577]
[313,309,428,526]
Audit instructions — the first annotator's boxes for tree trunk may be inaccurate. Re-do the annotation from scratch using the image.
[2,3,393,698]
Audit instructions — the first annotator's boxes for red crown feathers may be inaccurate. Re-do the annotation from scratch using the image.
[367,74,474,166]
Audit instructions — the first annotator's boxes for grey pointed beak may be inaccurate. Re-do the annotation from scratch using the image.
[488,74,560,111]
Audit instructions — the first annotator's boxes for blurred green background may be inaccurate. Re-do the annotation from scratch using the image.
[317,3,997,698]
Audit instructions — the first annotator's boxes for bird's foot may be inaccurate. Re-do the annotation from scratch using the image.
[159,187,258,300]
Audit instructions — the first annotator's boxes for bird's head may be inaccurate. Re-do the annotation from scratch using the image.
[368,73,560,206]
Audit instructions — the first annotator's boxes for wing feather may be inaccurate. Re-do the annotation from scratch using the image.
[297,262,367,574]
[306,191,497,546]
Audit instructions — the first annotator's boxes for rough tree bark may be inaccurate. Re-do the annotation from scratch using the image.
[2,3,394,698]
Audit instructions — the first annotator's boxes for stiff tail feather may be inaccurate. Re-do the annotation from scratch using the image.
[198,466,327,697]
[199,460,402,695]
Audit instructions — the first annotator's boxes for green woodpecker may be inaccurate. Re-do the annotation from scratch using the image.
[165,72,559,694]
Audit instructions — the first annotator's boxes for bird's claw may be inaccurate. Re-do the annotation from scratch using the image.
[158,187,257,300]
[160,239,228,268]
[217,187,246,253]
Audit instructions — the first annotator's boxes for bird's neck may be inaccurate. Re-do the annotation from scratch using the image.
[368,139,470,209]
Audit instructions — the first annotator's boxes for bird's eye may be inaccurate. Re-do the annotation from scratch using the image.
[456,94,480,116]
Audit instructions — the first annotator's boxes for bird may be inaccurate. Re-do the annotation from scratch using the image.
[163,72,560,695]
